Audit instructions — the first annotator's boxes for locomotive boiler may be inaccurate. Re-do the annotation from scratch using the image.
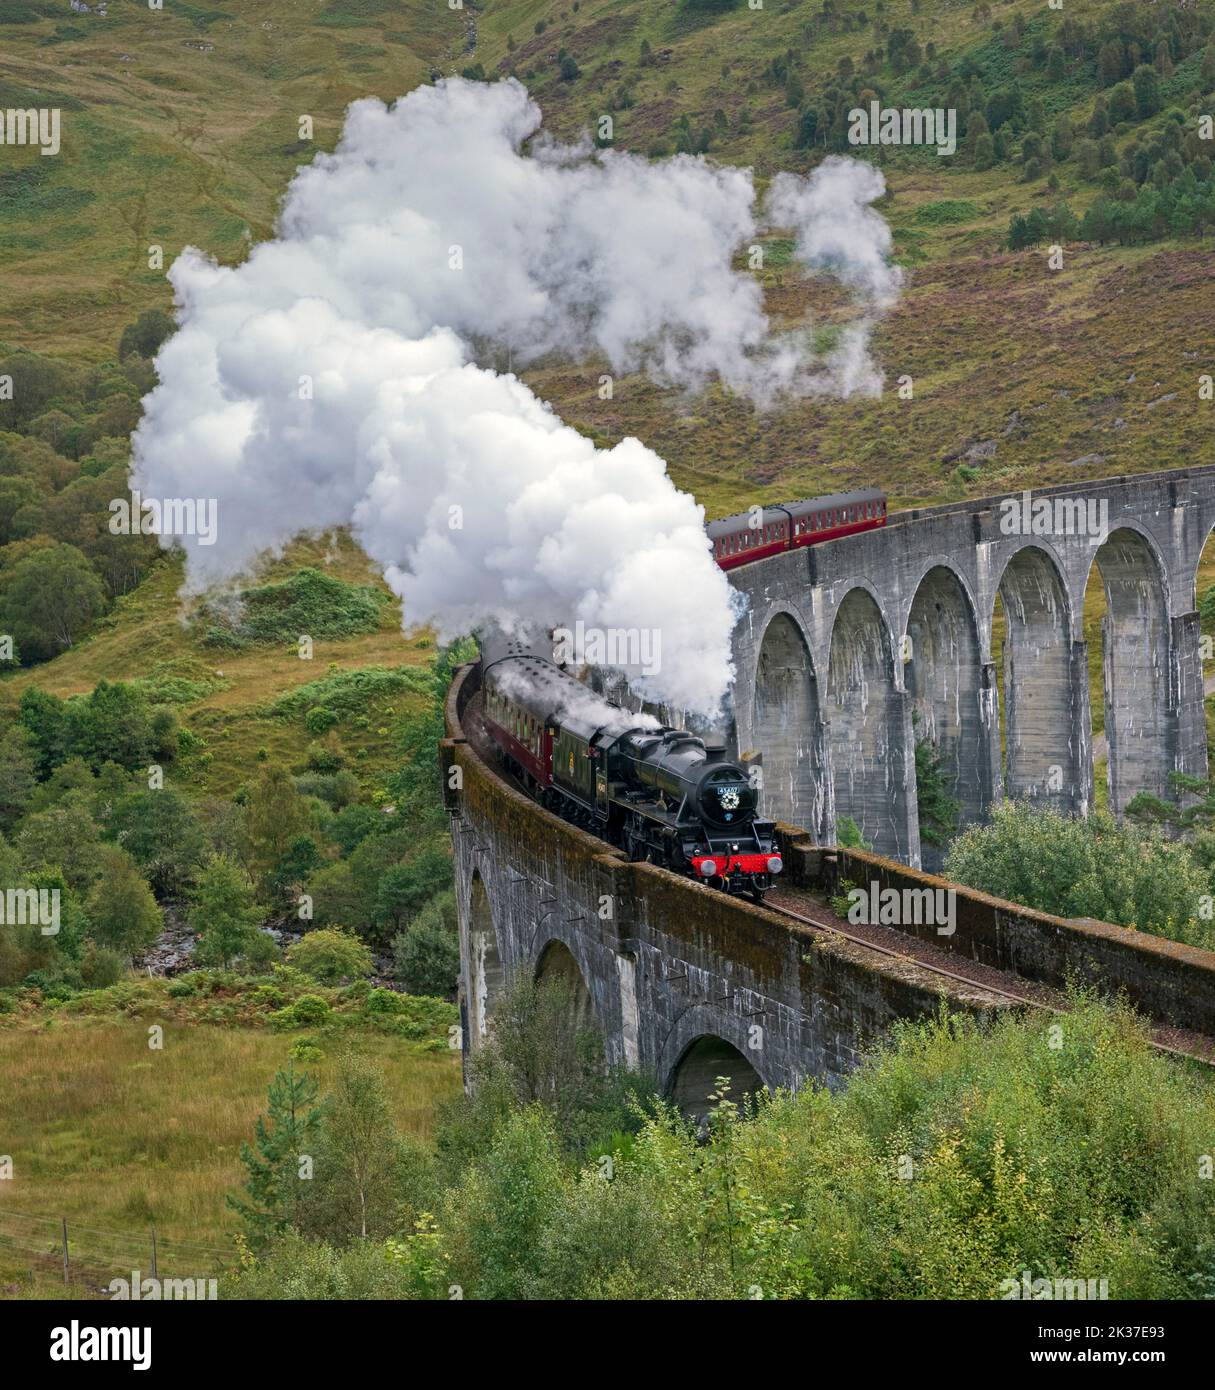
[479,638,781,900]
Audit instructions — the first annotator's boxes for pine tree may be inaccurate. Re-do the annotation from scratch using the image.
[228,1064,324,1252]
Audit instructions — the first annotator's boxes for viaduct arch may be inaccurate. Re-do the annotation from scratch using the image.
[731,468,1213,867]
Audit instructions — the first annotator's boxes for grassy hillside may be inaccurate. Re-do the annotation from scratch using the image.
[0,0,457,359]
[0,0,1209,520]
[0,974,460,1294]
[0,532,431,798]
[0,0,1208,814]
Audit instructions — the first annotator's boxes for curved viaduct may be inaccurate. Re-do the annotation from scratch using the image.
[442,659,1018,1110]
[730,467,1215,869]
[442,621,1215,1111]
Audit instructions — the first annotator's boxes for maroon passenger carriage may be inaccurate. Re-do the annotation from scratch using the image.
[708,488,886,572]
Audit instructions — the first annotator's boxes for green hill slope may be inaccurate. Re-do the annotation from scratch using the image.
[0,0,1210,719]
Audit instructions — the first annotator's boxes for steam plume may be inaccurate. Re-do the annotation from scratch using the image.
[132,78,900,716]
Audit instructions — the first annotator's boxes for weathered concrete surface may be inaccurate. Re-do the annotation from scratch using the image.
[776,833,1215,1037]
[730,469,1214,866]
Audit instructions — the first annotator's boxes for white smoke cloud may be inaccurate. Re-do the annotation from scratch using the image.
[766,158,904,397]
[132,78,900,717]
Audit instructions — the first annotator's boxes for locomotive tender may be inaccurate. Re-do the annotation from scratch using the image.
[480,639,782,901]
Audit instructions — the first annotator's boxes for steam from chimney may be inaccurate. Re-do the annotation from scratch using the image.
[132,78,900,717]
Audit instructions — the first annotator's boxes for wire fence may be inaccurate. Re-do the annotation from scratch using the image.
[0,1207,232,1293]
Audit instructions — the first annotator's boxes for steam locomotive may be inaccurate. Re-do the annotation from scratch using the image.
[479,639,781,901]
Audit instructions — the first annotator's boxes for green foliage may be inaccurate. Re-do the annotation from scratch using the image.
[287,928,373,985]
[86,846,162,955]
[913,199,981,225]
[913,736,961,848]
[190,854,270,968]
[441,971,658,1174]
[835,815,872,851]
[250,996,1215,1300]
[198,568,386,649]
[944,801,1213,948]
[118,309,175,363]
[328,804,381,856]
[271,993,333,1029]
[128,659,228,705]
[373,846,452,935]
[0,542,106,662]
[17,802,103,894]
[17,680,166,775]
[227,1063,324,1253]
[271,665,429,718]
[304,706,339,734]
[0,726,37,832]
[392,889,459,997]
[384,641,475,837]
[295,1050,433,1243]
[243,763,316,900]
[228,1230,420,1299]
[109,786,208,897]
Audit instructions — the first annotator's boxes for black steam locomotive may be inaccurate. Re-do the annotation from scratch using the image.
[479,638,782,900]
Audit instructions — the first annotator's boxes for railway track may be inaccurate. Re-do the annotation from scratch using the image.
[766,888,1049,1009]
[767,887,1215,1066]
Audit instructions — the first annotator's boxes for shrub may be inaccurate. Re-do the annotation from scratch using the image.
[392,890,459,996]
[287,929,373,984]
[364,986,407,1014]
[197,569,385,648]
[305,707,339,735]
[945,801,1213,947]
[304,742,346,775]
[80,943,126,989]
[270,994,333,1029]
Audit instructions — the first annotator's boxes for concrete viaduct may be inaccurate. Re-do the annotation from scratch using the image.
[730,467,1215,870]
[444,468,1215,1110]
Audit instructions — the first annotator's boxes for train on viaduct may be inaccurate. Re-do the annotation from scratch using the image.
[443,467,1215,1111]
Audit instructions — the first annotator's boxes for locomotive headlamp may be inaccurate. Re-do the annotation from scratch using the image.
[699,860,717,876]
[767,856,783,874]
